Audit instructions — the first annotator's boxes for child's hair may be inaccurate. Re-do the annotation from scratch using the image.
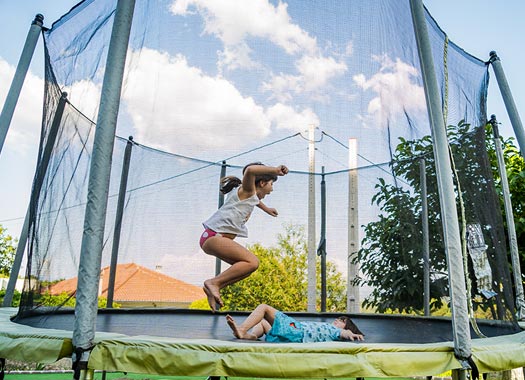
[220,162,278,194]
[337,316,364,335]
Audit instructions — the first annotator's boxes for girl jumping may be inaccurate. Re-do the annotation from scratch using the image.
[199,162,289,311]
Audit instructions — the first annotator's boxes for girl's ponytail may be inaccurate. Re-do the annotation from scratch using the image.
[220,176,242,194]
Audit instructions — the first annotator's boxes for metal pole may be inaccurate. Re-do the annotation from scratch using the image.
[420,158,430,316]
[3,92,68,307]
[73,0,136,370]
[490,115,525,319]
[318,167,327,312]
[347,138,359,312]
[307,125,317,312]
[410,0,471,363]
[106,136,134,308]
[0,14,44,156]
[215,161,227,276]
[489,52,525,158]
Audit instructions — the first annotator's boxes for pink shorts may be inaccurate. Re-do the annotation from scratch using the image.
[200,228,221,248]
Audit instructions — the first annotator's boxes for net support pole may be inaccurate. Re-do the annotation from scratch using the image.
[2,91,68,307]
[215,161,227,277]
[410,0,472,362]
[0,14,43,156]
[73,0,135,367]
[489,52,525,158]
[307,124,317,312]
[347,138,359,312]
[420,158,430,316]
[106,136,134,308]
[490,115,525,319]
[318,166,327,312]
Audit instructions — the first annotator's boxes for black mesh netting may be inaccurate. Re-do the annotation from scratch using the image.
[14,0,520,335]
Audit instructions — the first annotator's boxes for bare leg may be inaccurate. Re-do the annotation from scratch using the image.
[251,320,271,338]
[202,236,260,310]
[226,315,258,340]
[226,304,277,340]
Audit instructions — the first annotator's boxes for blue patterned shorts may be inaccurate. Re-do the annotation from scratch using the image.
[265,312,304,343]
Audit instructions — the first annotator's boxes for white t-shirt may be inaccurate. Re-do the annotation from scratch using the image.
[203,190,259,237]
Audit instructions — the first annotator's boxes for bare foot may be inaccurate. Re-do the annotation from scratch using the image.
[203,280,223,311]
[226,315,257,340]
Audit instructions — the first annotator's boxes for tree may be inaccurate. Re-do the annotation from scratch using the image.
[484,128,525,277]
[203,223,348,312]
[0,224,17,277]
[356,121,515,316]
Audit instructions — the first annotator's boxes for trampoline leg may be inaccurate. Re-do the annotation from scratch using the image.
[79,368,95,380]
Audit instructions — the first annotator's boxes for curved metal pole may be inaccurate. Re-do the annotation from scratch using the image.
[3,92,68,307]
[73,0,136,368]
[489,52,525,158]
[0,14,44,156]
[490,115,525,319]
[317,167,327,312]
[215,161,227,277]
[410,0,471,362]
[106,136,134,308]
[420,158,430,316]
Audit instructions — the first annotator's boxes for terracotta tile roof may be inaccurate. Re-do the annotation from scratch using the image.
[48,263,205,303]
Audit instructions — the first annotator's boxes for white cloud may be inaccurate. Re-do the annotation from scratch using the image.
[266,103,319,131]
[345,40,354,56]
[120,48,318,154]
[65,79,101,121]
[121,48,270,154]
[263,54,347,101]
[170,0,348,105]
[170,0,317,70]
[0,58,43,154]
[353,54,425,125]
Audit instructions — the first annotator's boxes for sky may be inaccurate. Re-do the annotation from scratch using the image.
[1,0,524,242]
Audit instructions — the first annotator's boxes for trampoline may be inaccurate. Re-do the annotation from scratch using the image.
[3,307,525,378]
[3,0,525,378]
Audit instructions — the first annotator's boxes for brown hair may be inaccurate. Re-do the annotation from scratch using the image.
[220,162,278,194]
[337,316,364,335]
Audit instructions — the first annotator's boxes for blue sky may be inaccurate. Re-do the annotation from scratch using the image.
[1,0,524,241]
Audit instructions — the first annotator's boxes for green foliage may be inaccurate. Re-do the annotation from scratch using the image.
[0,289,21,307]
[357,120,516,315]
[0,224,17,277]
[218,223,348,312]
[485,125,525,276]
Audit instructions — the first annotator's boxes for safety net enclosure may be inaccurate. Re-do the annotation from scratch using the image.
[2,0,525,378]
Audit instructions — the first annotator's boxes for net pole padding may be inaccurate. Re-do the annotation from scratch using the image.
[215,161,227,277]
[0,14,43,156]
[420,158,430,316]
[489,52,525,158]
[490,115,525,319]
[347,138,359,313]
[106,136,134,309]
[409,0,472,362]
[73,0,136,362]
[3,91,68,307]
[318,166,327,312]
[307,124,317,312]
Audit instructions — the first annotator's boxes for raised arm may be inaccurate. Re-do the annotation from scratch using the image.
[257,201,278,217]
[240,164,288,197]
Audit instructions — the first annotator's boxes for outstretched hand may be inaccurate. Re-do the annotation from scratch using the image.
[277,165,289,176]
[340,330,365,341]
[265,207,278,217]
